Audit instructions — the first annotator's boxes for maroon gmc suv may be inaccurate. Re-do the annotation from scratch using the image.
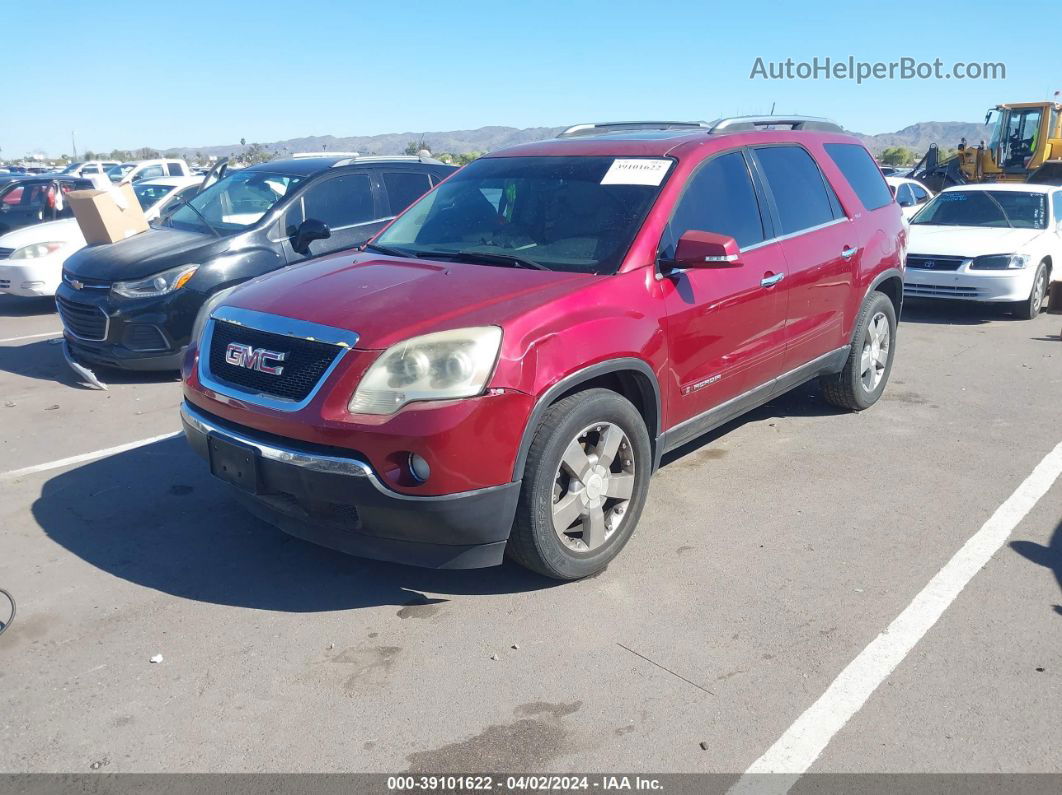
[181,117,906,580]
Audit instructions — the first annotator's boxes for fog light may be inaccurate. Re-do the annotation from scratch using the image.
[20,281,44,290]
[408,453,431,483]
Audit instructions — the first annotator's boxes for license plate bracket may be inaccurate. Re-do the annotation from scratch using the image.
[208,435,261,494]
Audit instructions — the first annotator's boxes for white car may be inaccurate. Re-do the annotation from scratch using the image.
[904,183,1061,319]
[885,176,934,219]
[105,159,193,184]
[0,176,202,297]
[58,160,121,178]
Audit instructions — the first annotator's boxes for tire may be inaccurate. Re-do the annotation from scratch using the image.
[820,291,897,411]
[1012,262,1048,321]
[507,388,652,580]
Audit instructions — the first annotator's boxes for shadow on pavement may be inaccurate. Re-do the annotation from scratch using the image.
[1010,518,1062,616]
[660,380,844,467]
[900,298,1005,326]
[0,339,88,388]
[0,337,179,388]
[32,436,557,612]
[0,295,55,317]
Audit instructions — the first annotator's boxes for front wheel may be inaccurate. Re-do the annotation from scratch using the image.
[1012,262,1048,320]
[820,291,897,411]
[507,389,652,580]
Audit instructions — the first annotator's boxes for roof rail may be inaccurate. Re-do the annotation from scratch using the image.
[706,115,842,133]
[330,154,445,167]
[293,151,360,158]
[557,121,712,138]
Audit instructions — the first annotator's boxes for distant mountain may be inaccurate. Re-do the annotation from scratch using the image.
[161,121,991,160]
[165,126,567,160]
[849,122,992,155]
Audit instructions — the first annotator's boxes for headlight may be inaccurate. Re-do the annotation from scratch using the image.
[10,242,66,259]
[112,264,199,298]
[349,326,502,415]
[969,253,1029,270]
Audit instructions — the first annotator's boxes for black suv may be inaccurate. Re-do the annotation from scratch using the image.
[58,155,455,372]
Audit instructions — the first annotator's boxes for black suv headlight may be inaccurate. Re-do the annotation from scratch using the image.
[112,264,199,298]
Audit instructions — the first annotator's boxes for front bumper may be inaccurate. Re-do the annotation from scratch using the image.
[181,401,520,569]
[0,257,62,297]
[55,281,202,371]
[903,262,1036,302]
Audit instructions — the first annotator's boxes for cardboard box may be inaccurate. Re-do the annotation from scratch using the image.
[67,183,149,245]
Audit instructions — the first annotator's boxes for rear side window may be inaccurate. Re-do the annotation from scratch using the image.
[824,143,893,211]
[138,165,164,180]
[754,146,842,235]
[384,171,432,215]
[911,183,929,202]
[661,151,765,256]
[166,163,185,176]
[1054,193,1062,223]
[298,173,374,229]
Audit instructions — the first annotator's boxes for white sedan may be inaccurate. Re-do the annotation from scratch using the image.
[885,176,934,219]
[0,176,201,298]
[904,183,1061,319]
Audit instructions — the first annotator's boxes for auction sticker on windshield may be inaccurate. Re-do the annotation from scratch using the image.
[600,158,672,186]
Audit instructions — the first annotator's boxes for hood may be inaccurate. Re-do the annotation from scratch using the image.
[63,226,229,280]
[908,225,1045,257]
[0,217,83,248]
[225,253,596,350]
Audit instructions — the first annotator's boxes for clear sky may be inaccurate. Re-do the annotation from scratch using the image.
[4,0,1057,158]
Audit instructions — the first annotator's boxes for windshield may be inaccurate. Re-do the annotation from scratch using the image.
[133,183,179,211]
[911,190,1048,229]
[59,162,83,174]
[165,170,301,234]
[374,155,674,274]
[106,163,134,182]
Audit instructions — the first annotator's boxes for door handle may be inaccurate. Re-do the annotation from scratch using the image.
[760,272,785,288]
[841,246,858,260]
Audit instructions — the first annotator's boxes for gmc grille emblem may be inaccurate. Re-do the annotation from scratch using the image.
[224,342,287,375]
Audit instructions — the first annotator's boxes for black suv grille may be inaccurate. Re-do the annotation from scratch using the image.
[907,255,964,271]
[56,295,108,340]
[207,320,342,402]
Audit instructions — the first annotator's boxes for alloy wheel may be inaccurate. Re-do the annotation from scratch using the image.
[860,311,890,392]
[1032,271,1047,313]
[551,422,636,552]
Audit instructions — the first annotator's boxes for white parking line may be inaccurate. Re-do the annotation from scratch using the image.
[730,439,1062,795]
[0,331,61,344]
[0,431,182,480]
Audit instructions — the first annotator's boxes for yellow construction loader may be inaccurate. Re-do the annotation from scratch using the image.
[909,101,1062,191]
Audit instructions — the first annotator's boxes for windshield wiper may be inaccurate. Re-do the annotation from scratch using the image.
[362,242,413,258]
[982,193,1015,228]
[169,195,221,237]
[415,249,550,271]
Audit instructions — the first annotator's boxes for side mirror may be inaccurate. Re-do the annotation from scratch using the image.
[292,218,330,254]
[674,230,742,269]
[898,195,914,207]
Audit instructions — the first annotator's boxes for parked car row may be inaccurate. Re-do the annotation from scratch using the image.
[0,176,202,297]
[4,117,1056,579]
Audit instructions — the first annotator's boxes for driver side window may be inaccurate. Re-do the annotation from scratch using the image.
[285,174,374,235]
[660,150,766,260]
